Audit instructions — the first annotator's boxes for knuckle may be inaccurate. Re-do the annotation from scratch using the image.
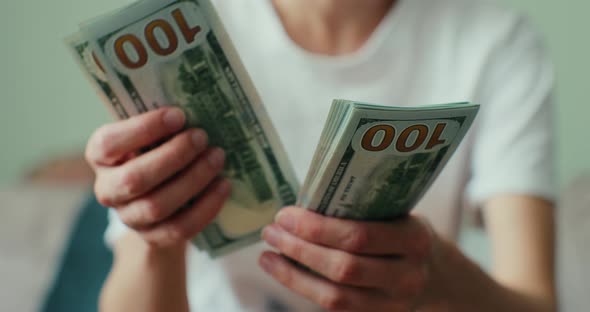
[333,255,361,283]
[342,226,369,252]
[90,125,116,161]
[118,169,144,197]
[94,181,114,207]
[138,199,165,224]
[118,210,137,229]
[320,290,349,311]
[203,149,225,174]
[96,193,114,208]
[162,225,187,245]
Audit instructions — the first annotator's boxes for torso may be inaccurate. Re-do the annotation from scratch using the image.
[186,0,527,310]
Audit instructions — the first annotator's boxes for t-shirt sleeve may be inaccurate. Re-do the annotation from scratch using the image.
[466,17,556,206]
[104,209,130,248]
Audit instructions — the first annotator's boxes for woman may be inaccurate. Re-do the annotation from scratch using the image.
[89,0,556,311]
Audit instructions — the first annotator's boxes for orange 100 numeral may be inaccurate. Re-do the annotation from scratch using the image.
[114,8,202,69]
[361,123,447,152]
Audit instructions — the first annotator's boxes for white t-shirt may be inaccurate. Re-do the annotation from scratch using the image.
[106,0,555,311]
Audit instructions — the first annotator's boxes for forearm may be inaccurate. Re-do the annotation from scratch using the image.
[433,239,556,312]
[100,232,190,312]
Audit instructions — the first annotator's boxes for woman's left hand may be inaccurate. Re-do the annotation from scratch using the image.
[259,206,447,312]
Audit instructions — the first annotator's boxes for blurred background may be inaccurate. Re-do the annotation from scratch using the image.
[0,0,588,185]
[0,0,588,311]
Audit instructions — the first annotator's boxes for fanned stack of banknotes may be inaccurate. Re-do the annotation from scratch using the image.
[67,0,479,257]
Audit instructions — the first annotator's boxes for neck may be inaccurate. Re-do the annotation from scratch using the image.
[272,0,396,55]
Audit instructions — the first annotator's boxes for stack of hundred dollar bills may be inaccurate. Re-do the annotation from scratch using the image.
[67,0,479,257]
[298,100,478,220]
[67,0,300,257]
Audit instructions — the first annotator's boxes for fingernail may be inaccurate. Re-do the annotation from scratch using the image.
[262,225,281,247]
[163,108,185,131]
[276,210,296,233]
[191,129,207,148]
[259,253,276,274]
[216,179,231,196]
[207,148,225,169]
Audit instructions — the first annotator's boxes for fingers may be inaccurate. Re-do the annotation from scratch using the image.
[86,107,186,167]
[258,251,395,312]
[274,207,433,258]
[262,224,426,294]
[116,147,226,229]
[87,107,232,248]
[94,129,209,206]
[138,178,232,247]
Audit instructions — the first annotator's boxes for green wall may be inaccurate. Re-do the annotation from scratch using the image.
[0,0,131,183]
[501,0,590,188]
[0,0,588,187]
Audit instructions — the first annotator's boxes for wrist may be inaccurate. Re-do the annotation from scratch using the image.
[104,231,190,312]
[117,231,188,270]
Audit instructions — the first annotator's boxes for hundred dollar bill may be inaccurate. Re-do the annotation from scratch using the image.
[299,100,479,220]
[66,34,130,119]
[69,0,298,257]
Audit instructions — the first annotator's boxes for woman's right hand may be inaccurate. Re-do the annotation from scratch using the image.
[85,107,231,248]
